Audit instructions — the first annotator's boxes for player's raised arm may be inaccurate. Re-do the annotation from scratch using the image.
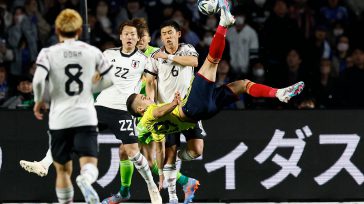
[153,51,198,67]
[152,92,181,119]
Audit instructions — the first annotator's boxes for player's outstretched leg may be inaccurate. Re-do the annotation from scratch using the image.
[198,8,234,82]
[226,80,305,103]
[20,148,53,177]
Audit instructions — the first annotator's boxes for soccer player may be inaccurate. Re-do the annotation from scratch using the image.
[95,19,162,204]
[32,9,112,204]
[126,8,305,186]
[144,20,202,204]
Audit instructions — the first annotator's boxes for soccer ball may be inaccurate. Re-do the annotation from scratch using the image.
[197,0,220,16]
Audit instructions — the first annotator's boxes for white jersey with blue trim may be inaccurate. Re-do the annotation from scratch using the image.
[35,39,112,130]
[95,47,151,111]
[146,43,198,103]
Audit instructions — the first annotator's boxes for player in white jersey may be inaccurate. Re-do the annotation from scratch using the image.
[95,19,162,204]
[145,20,202,204]
[32,9,112,204]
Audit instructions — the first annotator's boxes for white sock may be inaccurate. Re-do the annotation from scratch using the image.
[56,186,74,204]
[129,152,155,186]
[80,163,99,184]
[40,148,53,168]
[163,164,178,201]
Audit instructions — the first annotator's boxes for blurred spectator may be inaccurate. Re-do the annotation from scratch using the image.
[227,13,259,78]
[203,15,217,31]
[44,0,76,25]
[345,0,364,19]
[88,11,116,49]
[312,58,337,108]
[245,0,270,32]
[306,25,332,71]
[196,30,212,66]
[262,0,304,84]
[0,65,9,105]
[335,47,364,107]
[114,0,147,33]
[289,0,316,39]
[172,9,200,46]
[8,6,38,78]
[24,0,51,47]
[1,75,33,109]
[0,37,14,64]
[284,49,308,87]
[319,0,349,28]
[95,0,115,39]
[0,3,13,29]
[332,35,350,75]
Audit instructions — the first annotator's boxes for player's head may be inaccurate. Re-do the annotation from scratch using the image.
[55,9,83,39]
[133,18,151,52]
[126,93,154,117]
[119,19,142,51]
[160,20,181,48]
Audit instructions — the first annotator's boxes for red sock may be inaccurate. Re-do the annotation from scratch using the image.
[247,82,277,98]
[208,25,227,64]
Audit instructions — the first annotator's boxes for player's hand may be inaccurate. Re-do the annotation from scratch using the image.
[92,71,101,84]
[173,91,181,105]
[153,51,168,60]
[159,174,164,191]
[33,101,47,120]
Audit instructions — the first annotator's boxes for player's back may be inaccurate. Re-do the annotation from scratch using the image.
[40,39,103,129]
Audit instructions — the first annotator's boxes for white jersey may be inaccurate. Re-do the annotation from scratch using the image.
[147,43,198,103]
[95,48,150,110]
[34,39,112,130]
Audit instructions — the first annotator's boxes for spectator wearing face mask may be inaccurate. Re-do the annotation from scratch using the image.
[1,75,34,109]
[227,13,259,79]
[332,35,350,75]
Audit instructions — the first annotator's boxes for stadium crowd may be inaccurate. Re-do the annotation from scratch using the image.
[0,0,363,110]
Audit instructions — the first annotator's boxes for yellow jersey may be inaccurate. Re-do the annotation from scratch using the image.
[138,103,196,141]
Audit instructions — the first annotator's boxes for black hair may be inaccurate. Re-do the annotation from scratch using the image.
[160,20,181,32]
[126,93,141,117]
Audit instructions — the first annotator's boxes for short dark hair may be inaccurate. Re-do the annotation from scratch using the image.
[126,93,141,117]
[119,20,142,37]
[160,20,180,32]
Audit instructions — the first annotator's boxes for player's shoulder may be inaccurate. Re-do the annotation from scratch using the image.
[76,41,103,54]
[135,49,148,59]
[179,43,195,50]
[150,48,161,58]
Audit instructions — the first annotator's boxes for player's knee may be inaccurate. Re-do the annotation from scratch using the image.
[189,145,203,158]
[55,164,72,175]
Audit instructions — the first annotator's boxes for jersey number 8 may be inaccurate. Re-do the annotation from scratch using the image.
[65,64,83,96]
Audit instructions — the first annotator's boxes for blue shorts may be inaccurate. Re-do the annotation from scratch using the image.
[182,73,238,121]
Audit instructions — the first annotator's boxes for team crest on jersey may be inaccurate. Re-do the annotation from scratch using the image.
[131,60,140,69]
